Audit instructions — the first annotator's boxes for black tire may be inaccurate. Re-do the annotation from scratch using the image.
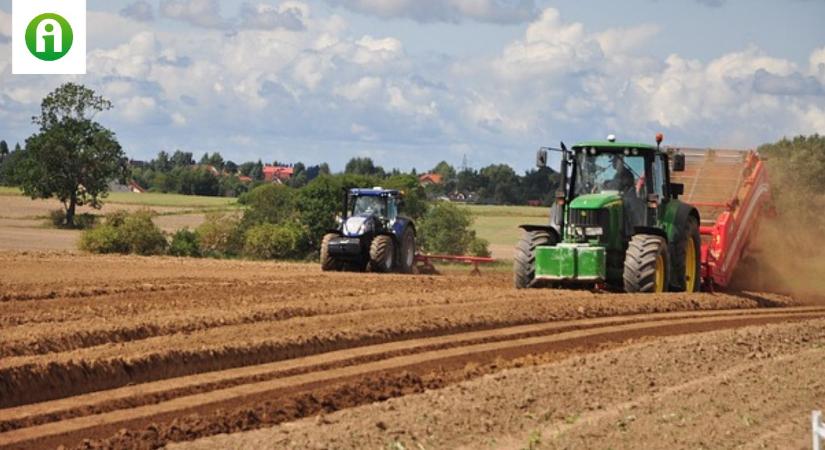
[513,229,557,289]
[397,227,416,274]
[368,235,395,273]
[320,233,342,272]
[623,234,670,293]
[670,216,702,292]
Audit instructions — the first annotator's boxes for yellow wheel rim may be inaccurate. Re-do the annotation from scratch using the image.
[685,237,697,292]
[655,254,666,293]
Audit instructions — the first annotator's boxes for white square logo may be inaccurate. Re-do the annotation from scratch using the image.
[12,0,86,74]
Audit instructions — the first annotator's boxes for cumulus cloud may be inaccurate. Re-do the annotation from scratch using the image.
[239,2,307,31]
[1,6,823,171]
[324,0,539,24]
[0,9,11,43]
[120,1,155,22]
[753,69,824,96]
[159,0,226,28]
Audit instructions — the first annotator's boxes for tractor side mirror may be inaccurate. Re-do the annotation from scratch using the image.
[536,149,548,168]
[672,153,686,172]
[670,183,685,199]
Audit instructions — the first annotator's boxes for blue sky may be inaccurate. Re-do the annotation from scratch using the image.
[0,0,823,172]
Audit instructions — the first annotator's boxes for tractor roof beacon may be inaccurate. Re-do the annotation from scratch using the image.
[321,188,417,274]
[514,134,702,293]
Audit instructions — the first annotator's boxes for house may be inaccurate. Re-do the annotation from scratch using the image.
[263,165,294,183]
[418,173,443,186]
[129,181,147,194]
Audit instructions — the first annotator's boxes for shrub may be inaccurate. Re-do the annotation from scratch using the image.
[49,209,97,229]
[239,184,296,228]
[169,228,201,257]
[79,210,167,255]
[470,237,491,258]
[79,224,127,254]
[418,201,476,255]
[119,211,168,255]
[243,223,306,260]
[196,211,243,257]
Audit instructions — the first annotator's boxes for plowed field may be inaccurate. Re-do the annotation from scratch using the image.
[0,253,820,449]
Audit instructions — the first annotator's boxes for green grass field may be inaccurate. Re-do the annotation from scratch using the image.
[0,187,237,209]
[460,203,547,252]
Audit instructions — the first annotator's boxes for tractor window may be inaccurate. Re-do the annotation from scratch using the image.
[573,152,646,197]
[653,155,666,200]
[387,199,398,221]
[352,196,386,217]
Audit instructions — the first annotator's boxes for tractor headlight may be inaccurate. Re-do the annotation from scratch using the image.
[584,227,604,237]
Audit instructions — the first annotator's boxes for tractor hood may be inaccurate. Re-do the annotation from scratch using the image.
[343,214,376,237]
[569,192,622,210]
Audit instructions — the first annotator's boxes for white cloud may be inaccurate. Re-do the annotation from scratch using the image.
[159,0,226,28]
[239,2,307,31]
[0,6,822,171]
[120,1,155,22]
[324,0,538,24]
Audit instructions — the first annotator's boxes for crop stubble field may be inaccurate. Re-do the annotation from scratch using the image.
[1,252,824,449]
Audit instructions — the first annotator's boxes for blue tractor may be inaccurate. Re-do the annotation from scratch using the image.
[321,188,417,273]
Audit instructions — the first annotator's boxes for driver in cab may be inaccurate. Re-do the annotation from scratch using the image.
[604,155,635,193]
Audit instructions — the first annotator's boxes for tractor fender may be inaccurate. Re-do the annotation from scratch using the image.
[391,217,416,241]
[519,224,561,243]
[663,202,701,253]
[633,226,668,242]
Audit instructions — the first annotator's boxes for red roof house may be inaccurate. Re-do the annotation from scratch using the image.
[263,165,294,183]
[418,173,443,186]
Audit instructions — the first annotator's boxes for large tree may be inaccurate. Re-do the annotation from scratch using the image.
[18,83,125,227]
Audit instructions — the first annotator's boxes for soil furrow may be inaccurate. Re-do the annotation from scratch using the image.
[4,307,816,432]
[0,295,794,408]
[0,309,820,450]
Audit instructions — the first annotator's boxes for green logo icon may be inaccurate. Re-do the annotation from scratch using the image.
[25,13,73,61]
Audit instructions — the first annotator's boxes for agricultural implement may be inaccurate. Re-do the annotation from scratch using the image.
[670,148,771,290]
[414,254,497,276]
[515,135,770,292]
[322,188,416,273]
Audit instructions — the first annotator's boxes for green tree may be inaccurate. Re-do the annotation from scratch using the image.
[152,151,172,172]
[171,150,194,167]
[431,161,456,181]
[250,159,265,181]
[239,184,296,227]
[418,202,485,255]
[0,140,8,156]
[345,157,385,177]
[18,83,125,227]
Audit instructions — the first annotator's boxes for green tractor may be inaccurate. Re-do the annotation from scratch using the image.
[514,135,701,293]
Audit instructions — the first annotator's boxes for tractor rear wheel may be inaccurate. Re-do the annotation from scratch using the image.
[514,229,557,289]
[368,235,395,273]
[320,233,342,272]
[623,234,670,293]
[397,227,416,274]
[670,216,702,292]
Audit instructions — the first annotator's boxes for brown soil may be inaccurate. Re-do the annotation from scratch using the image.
[177,319,825,450]
[0,253,820,450]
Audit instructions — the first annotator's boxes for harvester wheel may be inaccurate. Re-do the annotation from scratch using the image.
[514,230,556,289]
[368,235,395,273]
[398,227,416,274]
[670,216,702,292]
[623,234,670,293]
[320,233,343,272]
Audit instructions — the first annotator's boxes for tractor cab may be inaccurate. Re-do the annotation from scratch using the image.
[516,135,700,294]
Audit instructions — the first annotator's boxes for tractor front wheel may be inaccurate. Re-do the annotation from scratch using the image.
[368,235,395,273]
[623,234,670,293]
[320,233,342,272]
[514,229,557,289]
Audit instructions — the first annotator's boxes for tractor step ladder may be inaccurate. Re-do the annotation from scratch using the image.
[670,148,771,289]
